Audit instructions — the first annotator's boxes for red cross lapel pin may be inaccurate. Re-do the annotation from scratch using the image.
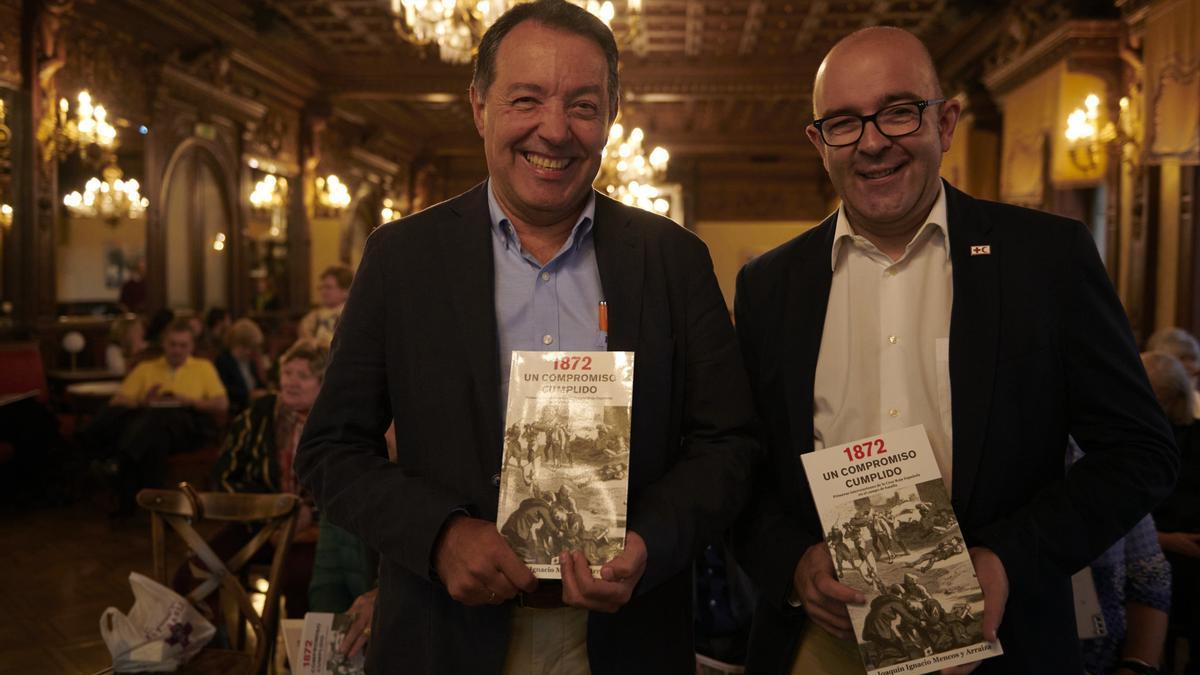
[970,244,991,256]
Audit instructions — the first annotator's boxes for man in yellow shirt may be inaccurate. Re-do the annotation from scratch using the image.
[94,319,228,516]
[113,319,228,412]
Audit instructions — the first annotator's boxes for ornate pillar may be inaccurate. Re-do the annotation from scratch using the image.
[15,0,71,327]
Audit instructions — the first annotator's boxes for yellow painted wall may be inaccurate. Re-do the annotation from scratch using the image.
[1157,158,1182,330]
[941,104,972,190]
[310,216,342,303]
[997,64,1060,206]
[56,216,145,301]
[695,220,821,310]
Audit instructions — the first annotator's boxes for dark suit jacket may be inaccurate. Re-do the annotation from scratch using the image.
[733,182,1178,674]
[213,349,262,415]
[296,183,758,674]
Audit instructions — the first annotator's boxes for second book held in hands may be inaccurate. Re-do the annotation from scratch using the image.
[497,351,635,579]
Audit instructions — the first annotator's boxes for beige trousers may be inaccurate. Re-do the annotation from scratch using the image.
[789,622,866,675]
[501,606,590,675]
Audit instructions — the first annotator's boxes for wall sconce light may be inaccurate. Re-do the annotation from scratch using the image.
[250,171,288,239]
[0,203,12,229]
[315,174,351,216]
[1064,93,1118,172]
[381,197,401,224]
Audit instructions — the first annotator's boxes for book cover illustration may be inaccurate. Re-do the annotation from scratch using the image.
[801,424,1003,675]
[497,351,634,579]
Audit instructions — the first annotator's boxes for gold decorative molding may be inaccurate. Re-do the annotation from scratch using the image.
[983,20,1123,97]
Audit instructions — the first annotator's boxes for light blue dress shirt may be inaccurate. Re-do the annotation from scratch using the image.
[488,181,606,407]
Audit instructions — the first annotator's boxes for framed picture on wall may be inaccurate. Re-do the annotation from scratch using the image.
[104,246,125,289]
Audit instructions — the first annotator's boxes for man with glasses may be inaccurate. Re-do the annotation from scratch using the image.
[734,26,1177,674]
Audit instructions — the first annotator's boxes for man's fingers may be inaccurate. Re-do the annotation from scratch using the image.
[981,584,1005,642]
[565,550,597,595]
[342,631,368,658]
[601,548,635,581]
[971,548,1009,642]
[494,544,538,593]
[338,617,367,656]
[812,571,866,605]
[803,591,853,625]
[559,550,585,605]
[562,551,629,613]
[601,530,647,582]
[802,600,854,636]
[940,663,981,675]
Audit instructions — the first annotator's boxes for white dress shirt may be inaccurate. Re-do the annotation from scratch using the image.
[813,187,956,491]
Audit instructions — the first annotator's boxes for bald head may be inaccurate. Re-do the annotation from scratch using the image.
[803,23,960,252]
[813,26,941,117]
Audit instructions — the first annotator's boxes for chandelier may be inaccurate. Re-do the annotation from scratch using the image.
[315,174,352,215]
[594,121,670,214]
[62,163,148,225]
[390,0,633,64]
[55,90,118,162]
[250,172,288,238]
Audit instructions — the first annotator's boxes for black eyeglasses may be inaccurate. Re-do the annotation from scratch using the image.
[812,99,945,147]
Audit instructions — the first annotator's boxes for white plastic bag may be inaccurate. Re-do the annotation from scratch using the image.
[100,572,216,672]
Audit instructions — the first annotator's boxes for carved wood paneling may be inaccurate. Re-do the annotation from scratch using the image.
[0,1,19,88]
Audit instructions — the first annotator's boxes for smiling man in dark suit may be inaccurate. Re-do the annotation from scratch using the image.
[294,1,757,673]
[733,26,1177,675]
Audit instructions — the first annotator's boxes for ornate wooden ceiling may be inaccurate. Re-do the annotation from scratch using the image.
[72,0,1001,165]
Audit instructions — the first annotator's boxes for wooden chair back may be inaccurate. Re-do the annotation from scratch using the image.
[137,483,299,674]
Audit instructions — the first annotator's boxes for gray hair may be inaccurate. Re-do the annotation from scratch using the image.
[1142,350,1195,426]
[1147,327,1200,364]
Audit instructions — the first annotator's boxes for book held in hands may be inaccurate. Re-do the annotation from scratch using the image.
[496,351,634,579]
[800,424,1003,675]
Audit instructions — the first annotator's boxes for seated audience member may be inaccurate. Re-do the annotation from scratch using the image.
[211,338,327,617]
[214,318,267,415]
[1069,442,1171,675]
[105,316,147,375]
[1148,328,1200,416]
[118,257,147,314]
[299,265,352,345]
[205,308,231,351]
[251,273,281,313]
[1143,351,1200,674]
[89,318,228,514]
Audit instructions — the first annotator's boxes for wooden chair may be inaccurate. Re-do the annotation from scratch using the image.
[135,483,299,675]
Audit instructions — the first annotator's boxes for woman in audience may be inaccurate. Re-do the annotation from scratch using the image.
[213,318,267,415]
[1143,351,1200,674]
[299,265,353,345]
[105,316,146,375]
[208,338,327,617]
[1069,436,1171,675]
